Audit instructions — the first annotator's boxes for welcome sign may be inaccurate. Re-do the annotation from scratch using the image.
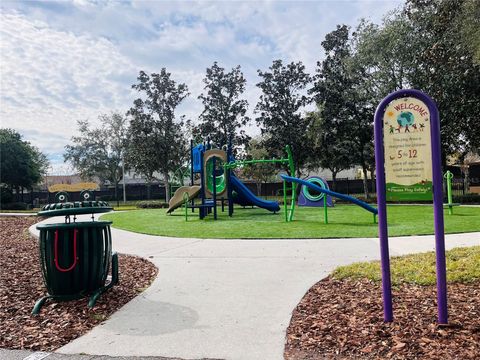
[374,89,448,324]
[383,97,433,201]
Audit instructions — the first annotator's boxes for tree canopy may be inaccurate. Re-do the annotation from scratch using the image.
[255,60,312,176]
[1,128,49,192]
[64,112,128,202]
[127,69,189,201]
[354,0,480,159]
[196,62,250,148]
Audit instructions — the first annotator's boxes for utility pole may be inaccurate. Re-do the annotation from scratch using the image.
[122,155,126,203]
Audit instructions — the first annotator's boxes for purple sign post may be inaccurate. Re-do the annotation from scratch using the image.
[374,89,448,324]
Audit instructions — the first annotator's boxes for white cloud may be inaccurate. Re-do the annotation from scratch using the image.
[0,1,403,173]
[0,11,138,171]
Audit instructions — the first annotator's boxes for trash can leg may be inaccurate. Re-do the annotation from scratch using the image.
[32,295,53,315]
[88,252,119,308]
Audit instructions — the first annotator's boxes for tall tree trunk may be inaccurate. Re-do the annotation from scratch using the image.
[463,166,469,194]
[331,171,337,191]
[114,180,119,207]
[164,172,170,203]
[362,164,369,199]
[370,168,376,193]
[146,182,151,200]
[256,182,262,197]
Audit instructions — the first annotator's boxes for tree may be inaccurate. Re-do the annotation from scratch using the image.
[0,128,49,200]
[353,15,416,99]
[305,109,353,190]
[64,113,128,204]
[458,151,480,194]
[196,62,250,148]
[127,69,189,202]
[309,26,358,191]
[242,136,277,196]
[404,0,480,158]
[458,0,480,65]
[255,60,312,176]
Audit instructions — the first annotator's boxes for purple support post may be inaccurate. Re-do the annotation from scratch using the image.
[374,97,393,323]
[427,94,448,324]
[374,89,447,324]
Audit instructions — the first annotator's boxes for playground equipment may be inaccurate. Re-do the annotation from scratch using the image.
[443,170,460,215]
[167,185,201,214]
[224,143,296,222]
[298,176,333,207]
[168,138,296,221]
[281,175,378,224]
[297,176,333,224]
[33,191,118,315]
[169,165,190,200]
[167,141,228,219]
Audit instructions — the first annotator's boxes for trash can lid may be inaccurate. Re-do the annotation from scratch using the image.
[38,200,113,217]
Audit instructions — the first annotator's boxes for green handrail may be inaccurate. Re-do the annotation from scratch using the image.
[285,145,296,222]
[223,144,296,222]
[182,192,189,221]
[444,170,454,215]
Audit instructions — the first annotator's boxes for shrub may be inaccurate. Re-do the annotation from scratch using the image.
[453,193,480,204]
[97,195,115,201]
[0,186,13,203]
[0,202,29,210]
[136,200,169,209]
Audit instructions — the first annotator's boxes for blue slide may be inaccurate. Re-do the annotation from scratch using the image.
[230,175,280,213]
[281,175,378,215]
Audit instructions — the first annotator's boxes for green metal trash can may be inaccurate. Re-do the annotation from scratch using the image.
[32,192,118,314]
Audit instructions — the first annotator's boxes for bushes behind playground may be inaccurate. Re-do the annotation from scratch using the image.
[0,202,29,210]
[136,200,169,209]
[110,193,480,210]
[453,193,480,204]
[348,193,480,205]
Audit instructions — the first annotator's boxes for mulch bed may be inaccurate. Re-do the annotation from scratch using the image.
[285,277,480,359]
[0,216,158,351]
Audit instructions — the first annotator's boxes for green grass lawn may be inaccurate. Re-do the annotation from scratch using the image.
[100,204,480,239]
[333,246,480,285]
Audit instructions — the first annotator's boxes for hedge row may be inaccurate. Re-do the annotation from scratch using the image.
[136,201,169,209]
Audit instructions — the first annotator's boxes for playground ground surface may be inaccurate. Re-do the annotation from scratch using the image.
[286,246,480,359]
[101,204,480,239]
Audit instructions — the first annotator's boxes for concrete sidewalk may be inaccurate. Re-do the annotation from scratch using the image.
[0,349,218,360]
[28,215,479,360]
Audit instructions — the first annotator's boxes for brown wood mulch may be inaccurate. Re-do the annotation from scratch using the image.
[0,216,158,351]
[285,277,480,359]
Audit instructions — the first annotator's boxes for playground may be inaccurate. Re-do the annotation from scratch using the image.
[101,135,480,239]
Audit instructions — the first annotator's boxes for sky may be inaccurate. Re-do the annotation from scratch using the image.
[0,0,402,174]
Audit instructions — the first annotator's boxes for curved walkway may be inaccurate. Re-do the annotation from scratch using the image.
[30,215,479,360]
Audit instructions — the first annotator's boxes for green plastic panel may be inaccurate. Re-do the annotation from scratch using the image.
[206,159,226,194]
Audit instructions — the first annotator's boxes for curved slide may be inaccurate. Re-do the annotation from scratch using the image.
[167,186,201,214]
[281,175,378,215]
[230,175,280,213]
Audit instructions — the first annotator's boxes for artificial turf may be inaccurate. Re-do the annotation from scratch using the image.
[100,204,480,239]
